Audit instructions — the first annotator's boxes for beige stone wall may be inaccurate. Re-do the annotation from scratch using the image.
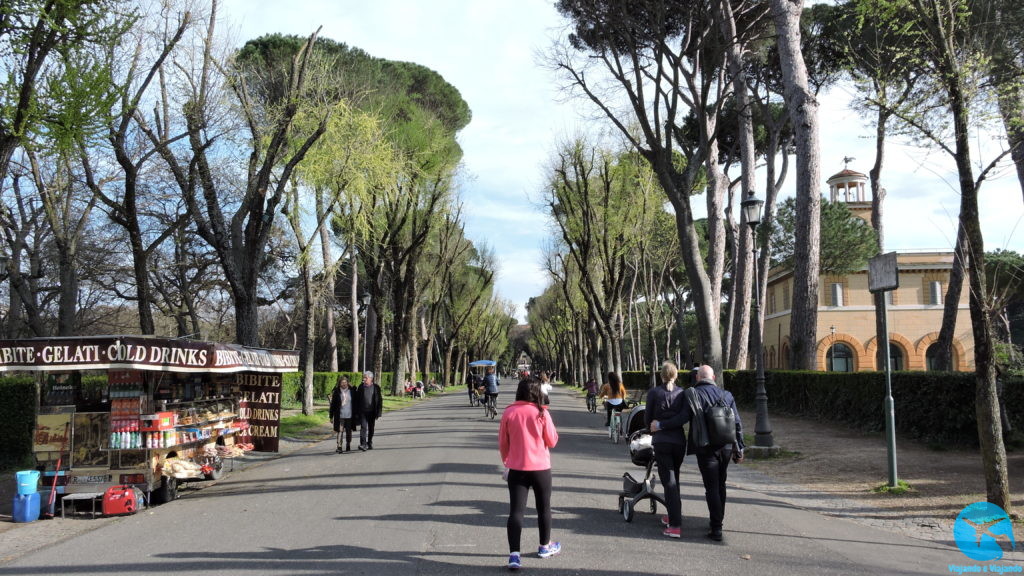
[760,252,974,372]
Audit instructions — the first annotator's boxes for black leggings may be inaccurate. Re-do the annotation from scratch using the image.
[506,468,552,553]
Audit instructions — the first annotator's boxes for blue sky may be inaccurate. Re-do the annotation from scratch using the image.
[220,0,1024,322]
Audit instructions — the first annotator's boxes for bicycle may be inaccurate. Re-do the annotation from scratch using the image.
[484,394,498,420]
[609,407,623,444]
[586,393,597,414]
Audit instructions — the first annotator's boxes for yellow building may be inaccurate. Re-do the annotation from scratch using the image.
[761,168,974,372]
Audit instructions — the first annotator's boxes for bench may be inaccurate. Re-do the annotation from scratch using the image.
[60,492,104,519]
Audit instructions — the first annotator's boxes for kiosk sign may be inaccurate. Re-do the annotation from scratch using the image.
[236,373,283,452]
[0,336,298,373]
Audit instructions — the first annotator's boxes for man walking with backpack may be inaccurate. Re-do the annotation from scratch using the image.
[688,365,744,541]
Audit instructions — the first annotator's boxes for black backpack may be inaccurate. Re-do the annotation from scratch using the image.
[684,387,736,449]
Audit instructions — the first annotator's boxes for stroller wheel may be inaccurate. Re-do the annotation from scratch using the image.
[650,499,657,514]
[622,500,634,523]
[617,494,624,513]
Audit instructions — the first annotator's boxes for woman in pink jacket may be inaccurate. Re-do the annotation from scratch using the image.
[499,377,560,570]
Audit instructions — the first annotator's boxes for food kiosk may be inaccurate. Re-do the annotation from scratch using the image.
[4,336,298,506]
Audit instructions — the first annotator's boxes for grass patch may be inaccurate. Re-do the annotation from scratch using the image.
[872,479,913,495]
[383,394,418,412]
[280,409,330,439]
[279,392,420,439]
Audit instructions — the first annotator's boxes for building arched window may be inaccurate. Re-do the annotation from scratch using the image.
[926,342,957,371]
[888,343,904,371]
[827,342,854,372]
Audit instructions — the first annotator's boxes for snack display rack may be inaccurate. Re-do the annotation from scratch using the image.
[6,336,298,507]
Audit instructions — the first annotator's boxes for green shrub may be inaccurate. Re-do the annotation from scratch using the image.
[724,370,1024,447]
[0,376,38,469]
[620,371,659,394]
[284,371,441,403]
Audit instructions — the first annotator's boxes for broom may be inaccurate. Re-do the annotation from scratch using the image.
[43,422,69,519]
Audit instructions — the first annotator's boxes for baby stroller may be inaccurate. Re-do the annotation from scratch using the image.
[617,424,666,522]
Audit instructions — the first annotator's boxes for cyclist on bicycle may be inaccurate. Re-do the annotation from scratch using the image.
[599,371,627,430]
[583,376,598,409]
[483,366,500,410]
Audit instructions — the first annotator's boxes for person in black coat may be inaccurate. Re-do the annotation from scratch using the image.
[655,365,745,541]
[328,376,355,453]
[354,371,383,451]
[645,361,687,538]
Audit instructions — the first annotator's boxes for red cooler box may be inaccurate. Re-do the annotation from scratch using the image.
[102,485,141,516]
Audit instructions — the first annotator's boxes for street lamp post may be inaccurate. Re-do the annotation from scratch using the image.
[360,293,373,372]
[741,193,775,449]
[830,325,836,371]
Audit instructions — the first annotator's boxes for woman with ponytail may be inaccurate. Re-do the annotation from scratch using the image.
[498,377,561,570]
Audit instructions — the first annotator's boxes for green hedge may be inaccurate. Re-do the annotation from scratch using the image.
[0,376,38,469]
[283,371,441,405]
[724,370,1024,446]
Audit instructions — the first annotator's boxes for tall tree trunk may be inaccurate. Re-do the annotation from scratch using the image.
[350,252,360,372]
[913,0,1010,508]
[577,321,587,385]
[998,96,1024,205]
[935,226,967,370]
[661,180,721,373]
[588,318,602,383]
[55,249,78,336]
[869,112,889,251]
[318,194,338,372]
[443,345,457,390]
[646,306,658,388]
[128,227,156,335]
[300,262,316,415]
[989,13,1024,205]
[950,80,1008,511]
[720,0,756,372]
[870,110,890,369]
[772,0,822,370]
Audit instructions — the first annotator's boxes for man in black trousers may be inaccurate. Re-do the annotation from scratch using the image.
[354,371,383,451]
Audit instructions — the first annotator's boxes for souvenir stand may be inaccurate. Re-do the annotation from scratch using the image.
[5,336,298,508]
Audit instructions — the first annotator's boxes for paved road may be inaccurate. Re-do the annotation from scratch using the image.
[0,381,1009,575]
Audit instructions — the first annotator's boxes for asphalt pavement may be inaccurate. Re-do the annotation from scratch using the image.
[0,380,1016,575]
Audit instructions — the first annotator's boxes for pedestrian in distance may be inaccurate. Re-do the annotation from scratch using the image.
[599,371,627,429]
[645,361,687,538]
[656,364,745,541]
[354,371,383,451]
[328,375,355,453]
[537,370,552,405]
[499,377,561,570]
[466,371,476,405]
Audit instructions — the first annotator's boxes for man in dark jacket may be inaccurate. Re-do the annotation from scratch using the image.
[354,371,383,451]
